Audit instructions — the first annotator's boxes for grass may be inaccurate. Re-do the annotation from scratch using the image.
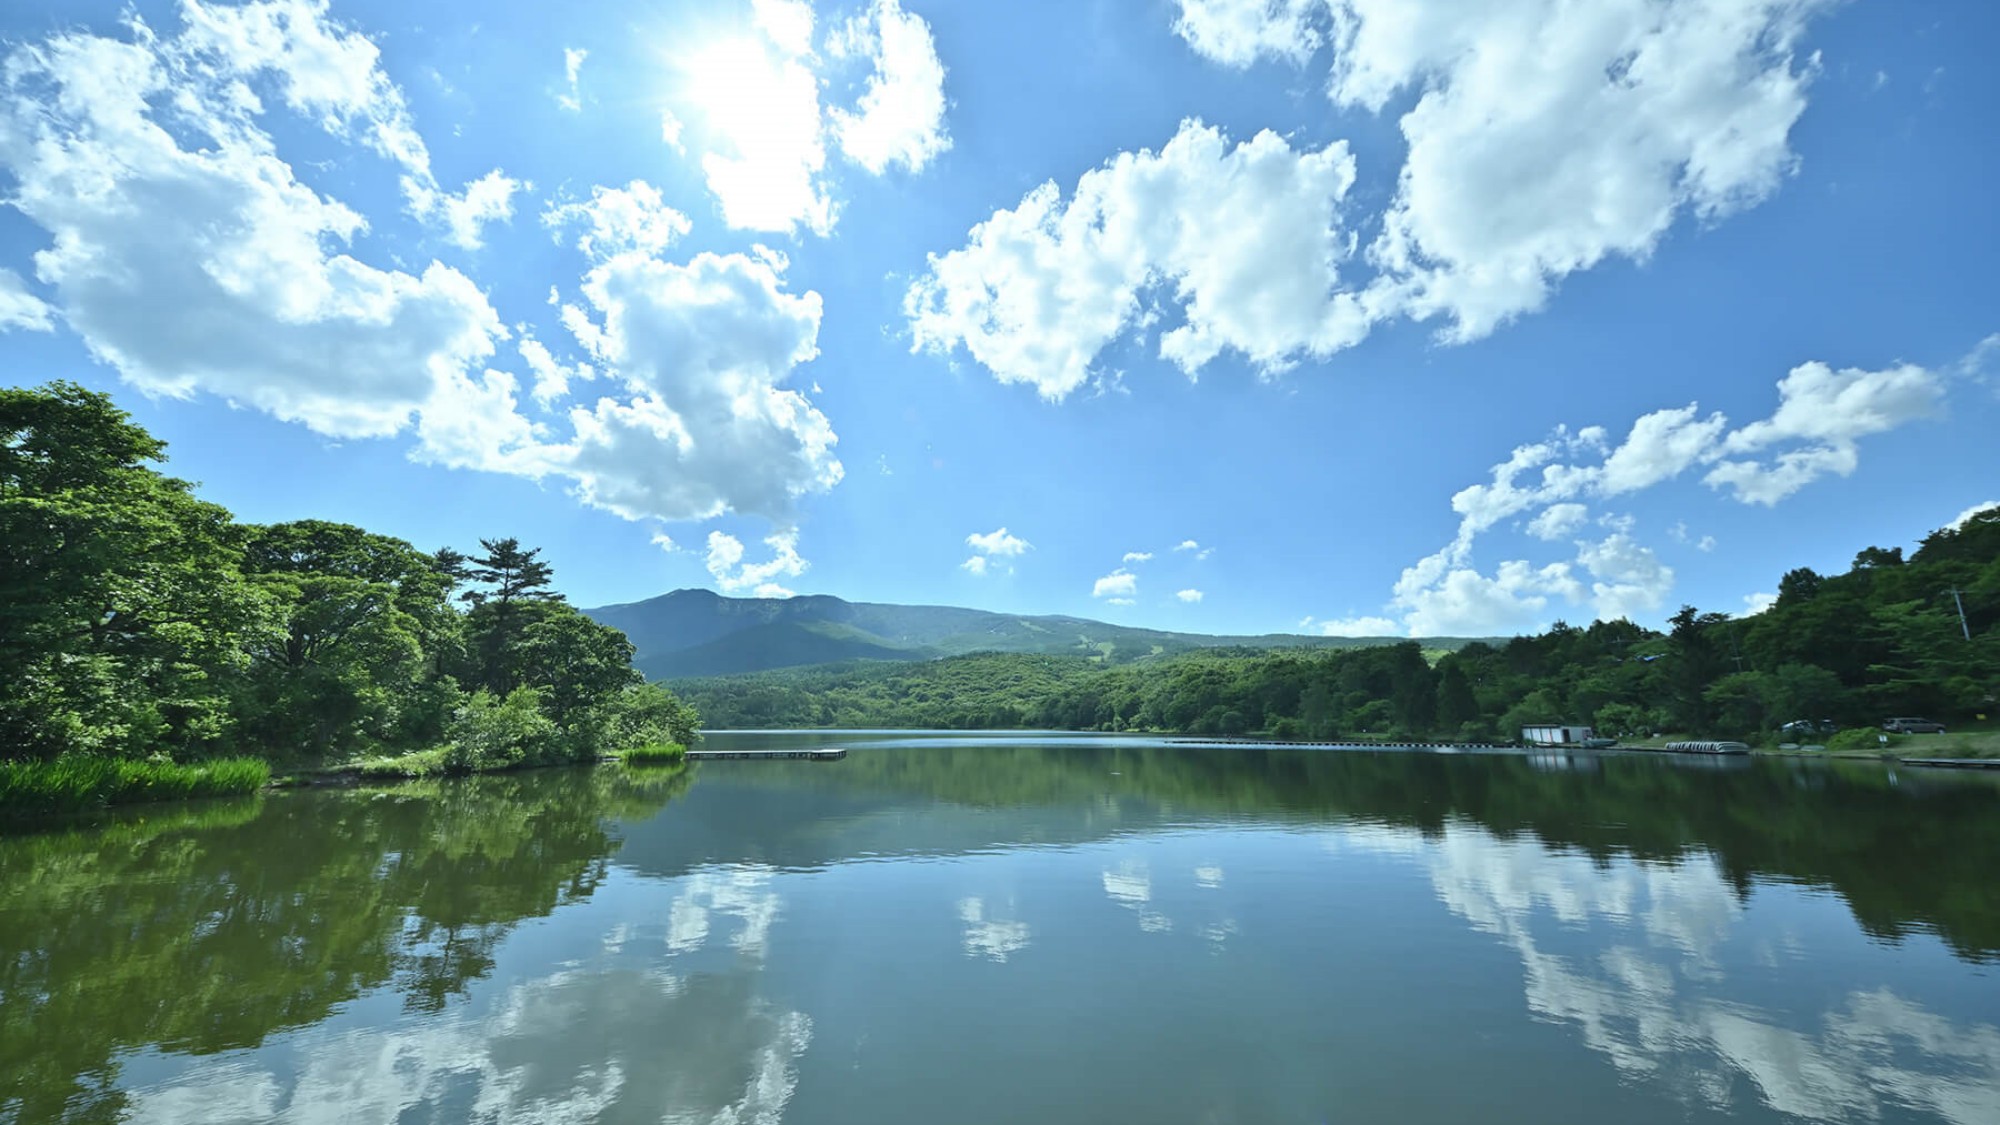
[620,743,687,765]
[345,747,453,779]
[0,756,271,815]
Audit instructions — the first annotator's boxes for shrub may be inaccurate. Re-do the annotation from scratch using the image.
[1826,727,1900,753]
[442,687,559,774]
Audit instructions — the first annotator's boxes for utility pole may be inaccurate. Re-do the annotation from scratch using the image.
[1947,588,1971,641]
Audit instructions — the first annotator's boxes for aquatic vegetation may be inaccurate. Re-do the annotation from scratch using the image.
[0,756,270,814]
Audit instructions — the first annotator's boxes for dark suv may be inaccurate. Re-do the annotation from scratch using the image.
[1883,717,1947,734]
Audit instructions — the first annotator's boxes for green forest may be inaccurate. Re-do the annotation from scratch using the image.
[677,508,2000,746]
[1,382,698,811]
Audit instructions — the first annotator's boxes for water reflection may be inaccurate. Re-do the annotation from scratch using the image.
[1364,819,2000,1124]
[0,768,691,1123]
[957,897,1031,961]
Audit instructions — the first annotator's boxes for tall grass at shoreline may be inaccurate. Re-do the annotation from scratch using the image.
[621,743,687,765]
[0,757,271,815]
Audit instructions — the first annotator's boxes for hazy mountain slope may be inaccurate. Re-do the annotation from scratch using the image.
[585,589,1494,679]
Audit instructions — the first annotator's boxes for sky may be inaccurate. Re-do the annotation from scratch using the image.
[1,0,1996,638]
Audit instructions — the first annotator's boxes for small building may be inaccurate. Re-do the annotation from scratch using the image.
[1520,723,1600,747]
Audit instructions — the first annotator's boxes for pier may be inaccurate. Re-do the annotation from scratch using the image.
[685,747,848,761]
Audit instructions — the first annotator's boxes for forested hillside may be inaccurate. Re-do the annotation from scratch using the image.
[1,382,697,807]
[586,586,1496,678]
[677,508,2000,742]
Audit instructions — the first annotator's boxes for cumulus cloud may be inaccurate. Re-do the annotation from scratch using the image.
[0,4,507,438]
[906,120,1362,399]
[1311,349,1949,636]
[407,169,523,250]
[921,0,1834,396]
[1176,588,1204,603]
[962,526,1030,575]
[544,249,842,523]
[828,0,952,174]
[542,181,693,261]
[1741,591,1777,616]
[1703,361,1942,505]
[0,269,53,332]
[1174,539,1213,560]
[706,530,807,597]
[1093,568,1139,599]
[1123,551,1155,563]
[1526,503,1589,541]
[0,0,846,547]
[671,0,949,235]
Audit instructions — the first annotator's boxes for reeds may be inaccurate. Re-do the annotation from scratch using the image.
[0,756,271,814]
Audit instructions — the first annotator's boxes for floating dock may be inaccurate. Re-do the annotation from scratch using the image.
[1899,757,2000,770]
[685,747,847,761]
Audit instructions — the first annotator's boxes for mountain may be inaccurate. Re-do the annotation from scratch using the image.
[582,589,1491,679]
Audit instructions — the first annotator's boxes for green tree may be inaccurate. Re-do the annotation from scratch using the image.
[0,383,262,760]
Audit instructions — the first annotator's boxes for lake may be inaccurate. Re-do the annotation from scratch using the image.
[4,732,1998,1124]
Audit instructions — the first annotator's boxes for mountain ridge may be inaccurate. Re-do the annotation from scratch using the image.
[583,588,1495,679]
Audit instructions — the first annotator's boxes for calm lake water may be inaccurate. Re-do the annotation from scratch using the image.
[5,732,1999,1125]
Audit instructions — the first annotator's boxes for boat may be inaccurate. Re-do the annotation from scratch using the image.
[1661,740,1751,755]
[1579,737,1617,749]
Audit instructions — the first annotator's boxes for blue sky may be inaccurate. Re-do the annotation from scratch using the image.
[1,0,1995,637]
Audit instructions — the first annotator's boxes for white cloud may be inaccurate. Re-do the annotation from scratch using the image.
[1123,551,1155,563]
[1950,502,1999,530]
[907,120,1361,400]
[932,0,1833,397]
[542,180,693,261]
[671,0,950,236]
[0,269,53,332]
[0,7,506,439]
[1741,591,1777,616]
[1575,533,1675,622]
[1312,615,1401,637]
[1093,568,1139,599]
[1176,588,1204,603]
[1172,0,1322,67]
[1174,538,1214,560]
[408,169,523,251]
[1331,349,1944,637]
[546,250,841,523]
[678,2,834,235]
[1526,503,1589,541]
[1182,0,1830,342]
[651,532,678,553]
[966,527,1031,557]
[827,0,951,175]
[1600,405,1730,495]
[706,529,807,597]
[1105,597,1137,607]
[557,46,587,112]
[1703,361,1942,505]
[962,526,1030,575]
[517,336,592,406]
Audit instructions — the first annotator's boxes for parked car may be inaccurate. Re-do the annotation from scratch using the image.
[1779,719,1838,736]
[1883,717,1947,734]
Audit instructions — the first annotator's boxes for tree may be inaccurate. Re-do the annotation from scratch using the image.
[460,538,564,694]
[1,383,262,760]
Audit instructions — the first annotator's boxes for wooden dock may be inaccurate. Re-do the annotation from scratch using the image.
[685,747,848,761]
[1900,757,2000,770]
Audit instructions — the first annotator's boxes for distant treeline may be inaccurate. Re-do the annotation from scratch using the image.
[677,509,1999,741]
[1,382,698,794]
